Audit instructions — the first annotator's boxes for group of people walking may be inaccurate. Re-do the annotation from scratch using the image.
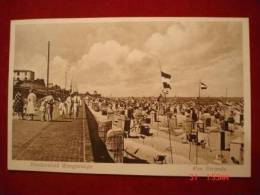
[61,92,82,120]
[13,89,82,121]
[13,89,37,120]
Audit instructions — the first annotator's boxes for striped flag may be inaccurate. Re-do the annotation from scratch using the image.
[200,82,207,89]
[161,71,172,90]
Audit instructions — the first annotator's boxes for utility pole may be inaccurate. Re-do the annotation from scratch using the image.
[165,90,174,164]
[225,88,228,102]
[65,70,67,90]
[198,80,201,105]
[196,81,201,165]
[47,41,50,94]
[152,51,174,164]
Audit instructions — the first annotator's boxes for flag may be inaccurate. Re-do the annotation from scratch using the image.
[200,82,207,89]
[161,71,172,89]
[161,71,171,79]
[163,82,171,89]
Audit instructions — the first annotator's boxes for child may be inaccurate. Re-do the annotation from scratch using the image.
[39,99,47,121]
[59,100,66,119]
[23,99,28,120]
[45,95,55,121]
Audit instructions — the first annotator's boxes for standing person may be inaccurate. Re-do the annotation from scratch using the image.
[14,90,24,120]
[58,99,67,119]
[234,108,241,125]
[72,92,81,120]
[66,94,73,118]
[39,99,47,121]
[27,89,37,120]
[46,95,55,121]
[191,108,198,129]
[23,98,28,118]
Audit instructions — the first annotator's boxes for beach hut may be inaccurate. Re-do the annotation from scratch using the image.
[106,128,124,163]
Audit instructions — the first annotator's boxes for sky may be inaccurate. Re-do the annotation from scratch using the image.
[14,19,244,97]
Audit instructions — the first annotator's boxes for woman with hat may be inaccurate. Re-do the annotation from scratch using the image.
[27,89,37,120]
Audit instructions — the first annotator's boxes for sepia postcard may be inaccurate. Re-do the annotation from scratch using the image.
[8,17,251,177]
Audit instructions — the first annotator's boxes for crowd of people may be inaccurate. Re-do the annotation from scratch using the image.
[13,89,82,121]
[85,94,244,136]
[13,89,244,164]
[13,88,244,135]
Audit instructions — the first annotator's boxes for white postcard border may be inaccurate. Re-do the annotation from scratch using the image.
[8,17,251,177]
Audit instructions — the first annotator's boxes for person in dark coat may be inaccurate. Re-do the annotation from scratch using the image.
[14,91,24,119]
[191,108,198,129]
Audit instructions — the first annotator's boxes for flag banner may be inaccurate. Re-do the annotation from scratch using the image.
[161,71,172,90]
[200,82,207,89]
[161,71,171,79]
[163,82,171,89]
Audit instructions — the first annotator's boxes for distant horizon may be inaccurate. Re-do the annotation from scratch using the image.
[13,72,244,99]
[99,95,243,99]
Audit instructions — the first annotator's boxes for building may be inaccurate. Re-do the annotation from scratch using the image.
[14,70,35,81]
[18,79,46,89]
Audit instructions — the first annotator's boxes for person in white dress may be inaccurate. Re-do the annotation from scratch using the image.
[39,99,47,121]
[66,94,73,118]
[234,108,241,125]
[27,89,37,120]
[45,95,55,121]
[59,100,67,119]
[72,92,81,120]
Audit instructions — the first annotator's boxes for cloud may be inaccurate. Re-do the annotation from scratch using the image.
[49,56,69,88]
[143,22,243,97]
[14,21,244,97]
[15,53,47,81]
[72,40,129,88]
[67,40,162,96]
[15,53,70,89]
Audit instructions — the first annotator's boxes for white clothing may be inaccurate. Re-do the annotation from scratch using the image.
[27,92,37,114]
[59,102,66,115]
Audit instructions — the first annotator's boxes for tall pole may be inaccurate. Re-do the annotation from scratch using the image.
[65,70,67,90]
[196,81,201,164]
[225,88,228,102]
[70,79,73,94]
[165,91,174,164]
[198,81,201,104]
[151,52,174,164]
[47,41,50,94]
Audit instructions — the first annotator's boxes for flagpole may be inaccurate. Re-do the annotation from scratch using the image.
[162,72,174,164]
[152,53,162,138]
[164,91,173,164]
[225,88,228,102]
[196,81,201,164]
[47,41,50,94]
[159,62,173,164]
[198,80,201,104]
[152,52,174,164]
[65,70,67,90]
